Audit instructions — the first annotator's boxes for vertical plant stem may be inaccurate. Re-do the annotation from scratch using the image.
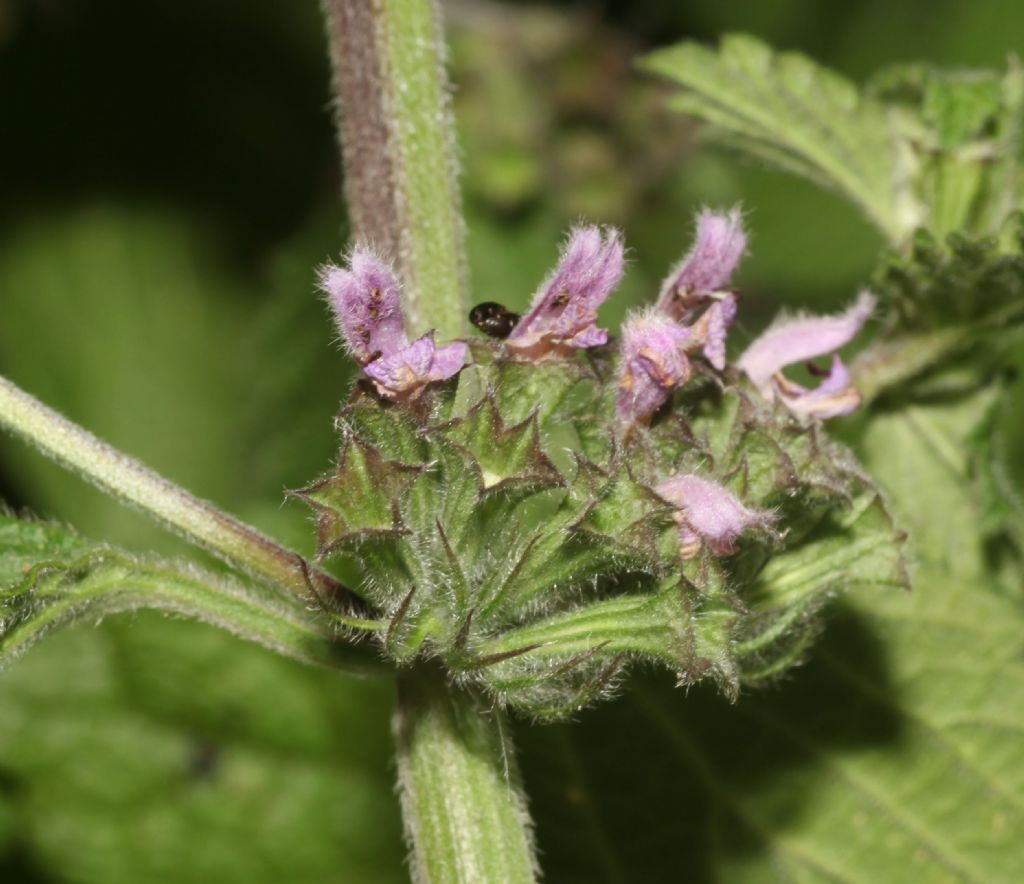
[321,0,468,339]
[394,670,538,883]
[0,375,368,614]
[321,2,539,877]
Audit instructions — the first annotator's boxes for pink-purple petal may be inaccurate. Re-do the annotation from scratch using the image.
[569,325,610,349]
[737,292,876,395]
[656,209,746,319]
[699,294,739,371]
[427,341,470,382]
[776,355,862,419]
[318,248,408,364]
[363,334,467,399]
[507,225,624,358]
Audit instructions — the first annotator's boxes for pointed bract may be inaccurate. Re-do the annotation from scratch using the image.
[507,226,623,359]
[656,209,746,319]
[737,291,875,419]
[616,311,693,424]
[655,473,774,557]
[318,248,408,364]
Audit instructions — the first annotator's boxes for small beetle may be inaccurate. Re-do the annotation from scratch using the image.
[469,302,521,339]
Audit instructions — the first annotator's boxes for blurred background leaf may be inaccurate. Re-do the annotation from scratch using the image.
[2,0,1024,881]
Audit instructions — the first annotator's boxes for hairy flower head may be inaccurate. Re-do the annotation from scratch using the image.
[319,248,467,400]
[616,311,693,424]
[506,225,624,359]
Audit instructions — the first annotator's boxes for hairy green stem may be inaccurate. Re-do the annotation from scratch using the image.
[321,0,468,338]
[1,541,385,674]
[321,2,539,877]
[0,375,370,615]
[394,670,538,883]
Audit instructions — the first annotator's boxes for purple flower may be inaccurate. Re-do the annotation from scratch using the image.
[736,292,875,419]
[506,226,624,360]
[319,248,467,400]
[656,209,746,321]
[318,249,408,365]
[616,312,693,424]
[655,473,774,558]
[363,333,469,399]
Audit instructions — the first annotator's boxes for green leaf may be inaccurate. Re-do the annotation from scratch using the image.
[860,386,1019,588]
[0,512,356,671]
[0,206,404,882]
[0,618,405,884]
[521,561,1024,882]
[643,37,1024,244]
[641,34,904,241]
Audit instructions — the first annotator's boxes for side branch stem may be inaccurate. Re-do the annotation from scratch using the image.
[0,375,369,614]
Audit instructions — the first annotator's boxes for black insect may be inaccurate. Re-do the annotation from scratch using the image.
[469,302,521,339]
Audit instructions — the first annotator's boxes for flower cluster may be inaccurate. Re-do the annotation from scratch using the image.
[308,212,900,717]
[318,210,874,559]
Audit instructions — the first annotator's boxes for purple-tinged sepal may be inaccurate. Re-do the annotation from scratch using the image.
[506,225,624,360]
[656,209,746,321]
[616,311,693,425]
[655,473,775,558]
[736,291,875,420]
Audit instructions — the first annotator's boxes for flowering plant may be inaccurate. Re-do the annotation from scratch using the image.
[1,4,1022,883]
[301,214,902,727]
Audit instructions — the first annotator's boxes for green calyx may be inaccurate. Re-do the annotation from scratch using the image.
[298,349,907,720]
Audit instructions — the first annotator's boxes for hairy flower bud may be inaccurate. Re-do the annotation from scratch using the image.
[616,311,692,424]
[737,292,875,419]
[319,248,467,400]
[655,473,775,557]
[506,226,624,359]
